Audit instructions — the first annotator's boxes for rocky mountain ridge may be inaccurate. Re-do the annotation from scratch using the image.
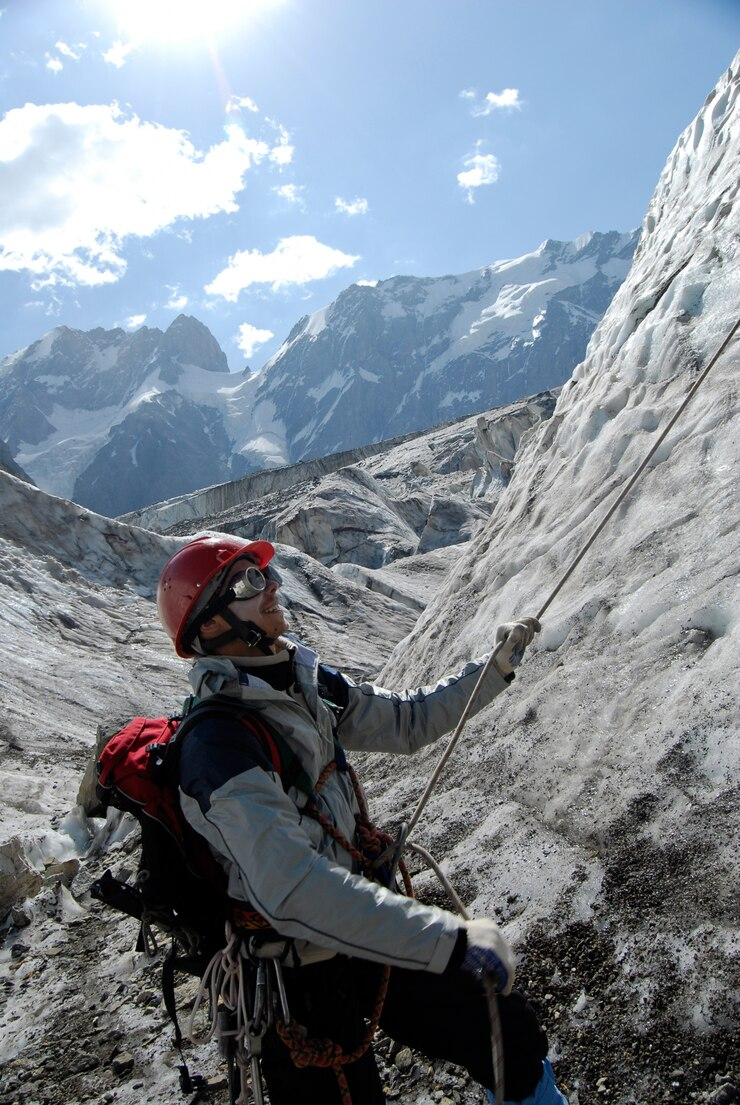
[0,231,636,517]
[249,230,637,465]
[0,314,239,516]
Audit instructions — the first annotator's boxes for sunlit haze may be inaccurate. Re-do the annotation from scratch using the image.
[105,0,283,47]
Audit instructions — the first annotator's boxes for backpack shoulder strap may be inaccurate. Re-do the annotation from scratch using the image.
[316,664,351,773]
[317,663,349,717]
[178,695,314,797]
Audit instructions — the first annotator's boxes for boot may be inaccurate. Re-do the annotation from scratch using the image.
[485,1058,569,1105]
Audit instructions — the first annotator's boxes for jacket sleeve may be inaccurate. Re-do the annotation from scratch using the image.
[179,717,461,973]
[333,653,511,755]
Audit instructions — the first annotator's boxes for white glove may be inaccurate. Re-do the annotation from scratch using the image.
[460,918,515,995]
[493,616,541,676]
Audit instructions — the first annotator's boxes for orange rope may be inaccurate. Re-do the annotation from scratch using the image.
[276,963,391,1105]
[308,762,414,895]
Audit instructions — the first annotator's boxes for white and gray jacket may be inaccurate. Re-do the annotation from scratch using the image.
[178,638,510,974]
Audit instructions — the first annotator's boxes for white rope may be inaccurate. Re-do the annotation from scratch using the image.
[407,842,470,920]
[186,925,246,1045]
[408,842,506,1105]
[186,925,273,1105]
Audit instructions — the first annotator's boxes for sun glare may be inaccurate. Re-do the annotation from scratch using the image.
[108,0,280,46]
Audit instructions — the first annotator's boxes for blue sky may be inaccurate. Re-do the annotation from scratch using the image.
[1,0,737,371]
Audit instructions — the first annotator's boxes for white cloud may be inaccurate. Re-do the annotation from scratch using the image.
[165,285,188,310]
[103,40,137,68]
[56,41,85,61]
[226,95,259,114]
[0,102,271,286]
[205,235,360,301]
[269,125,293,166]
[236,322,274,358]
[25,293,63,317]
[45,40,86,71]
[274,183,305,207]
[335,196,369,217]
[126,313,146,328]
[468,87,522,117]
[463,87,521,117]
[479,87,525,114]
[457,143,501,204]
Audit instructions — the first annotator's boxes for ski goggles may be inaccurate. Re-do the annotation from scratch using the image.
[225,562,282,602]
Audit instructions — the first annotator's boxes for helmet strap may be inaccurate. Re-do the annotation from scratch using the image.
[202,606,276,656]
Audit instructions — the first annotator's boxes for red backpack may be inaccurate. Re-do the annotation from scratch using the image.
[92,697,309,951]
[91,697,310,1093]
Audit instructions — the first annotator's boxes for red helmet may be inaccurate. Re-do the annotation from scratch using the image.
[157,535,275,657]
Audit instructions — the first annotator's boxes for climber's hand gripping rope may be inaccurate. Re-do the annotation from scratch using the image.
[493,617,542,676]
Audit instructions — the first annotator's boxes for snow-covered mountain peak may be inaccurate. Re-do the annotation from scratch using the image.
[0,314,236,512]
[155,313,229,377]
[0,232,635,515]
[243,229,638,469]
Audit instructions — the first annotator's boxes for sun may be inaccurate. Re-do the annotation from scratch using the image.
[107,0,282,46]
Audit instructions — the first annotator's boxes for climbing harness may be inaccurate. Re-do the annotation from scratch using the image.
[391,316,740,1105]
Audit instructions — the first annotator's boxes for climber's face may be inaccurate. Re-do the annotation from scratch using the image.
[224,558,289,642]
[198,556,289,655]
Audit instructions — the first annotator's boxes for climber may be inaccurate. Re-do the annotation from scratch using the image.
[156,533,568,1105]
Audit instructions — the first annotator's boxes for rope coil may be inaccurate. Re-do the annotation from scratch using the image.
[275,965,391,1105]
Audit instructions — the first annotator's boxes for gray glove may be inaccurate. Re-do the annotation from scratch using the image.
[494,616,541,676]
[460,918,515,995]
